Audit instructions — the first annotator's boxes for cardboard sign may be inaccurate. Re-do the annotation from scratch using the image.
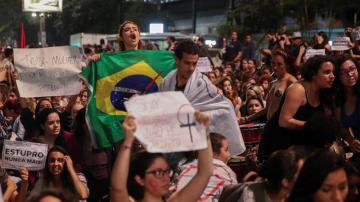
[304,48,326,61]
[125,91,208,153]
[331,37,351,51]
[14,46,82,97]
[196,57,212,73]
[2,140,48,171]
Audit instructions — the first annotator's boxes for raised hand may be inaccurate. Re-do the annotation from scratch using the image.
[19,167,29,182]
[63,155,75,171]
[194,111,210,128]
[122,115,136,140]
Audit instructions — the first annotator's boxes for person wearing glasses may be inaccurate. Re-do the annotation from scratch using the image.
[28,146,89,201]
[111,112,213,202]
[334,56,360,156]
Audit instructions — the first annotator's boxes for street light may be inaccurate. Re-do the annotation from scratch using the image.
[31,12,47,47]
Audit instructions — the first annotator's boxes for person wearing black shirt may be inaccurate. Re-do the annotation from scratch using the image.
[224,32,242,63]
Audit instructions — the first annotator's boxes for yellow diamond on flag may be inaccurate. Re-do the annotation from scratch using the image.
[95,60,163,116]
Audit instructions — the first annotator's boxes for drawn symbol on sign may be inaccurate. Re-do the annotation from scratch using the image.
[177,104,196,142]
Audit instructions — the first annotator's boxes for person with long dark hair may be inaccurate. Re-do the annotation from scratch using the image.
[220,78,242,122]
[288,149,348,202]
[334,56,360,155]
[111,112,213,202]
[28,146,89,201]
[224,150,303,202]
[32,108,74,152]
[258,55,335,162]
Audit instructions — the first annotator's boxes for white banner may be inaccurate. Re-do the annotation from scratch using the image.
[304,48,326,61]
[196,57,212,73]
[125,91,208,153]
[331,37,351,51]
[2,140,48,171]
[14,46,82,98]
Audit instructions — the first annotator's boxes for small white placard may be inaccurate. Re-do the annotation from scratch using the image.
[196,57,212,73]
[304,48,326,61]
[331,37,351,51]
[2,140,48,171]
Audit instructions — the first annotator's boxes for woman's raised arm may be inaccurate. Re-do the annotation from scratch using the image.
[111,115,136,202]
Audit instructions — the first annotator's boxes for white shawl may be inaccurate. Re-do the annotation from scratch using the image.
[161,69,245,155]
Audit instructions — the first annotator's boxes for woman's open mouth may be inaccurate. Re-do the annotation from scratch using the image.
[130,33,136,40]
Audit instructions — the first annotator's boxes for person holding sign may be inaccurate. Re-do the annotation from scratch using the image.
[111,112,213,202]
[28,146,89,201]
[313,31,331,54]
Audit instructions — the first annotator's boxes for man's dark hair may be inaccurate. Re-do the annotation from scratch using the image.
[174,40,199,59]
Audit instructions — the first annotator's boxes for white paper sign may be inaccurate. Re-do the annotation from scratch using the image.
[196,57,212,73]
[14,46,82,98]
[331,37,351,51]
[124,91,208,153]
[304,48,325,61]
[2,140,48,171]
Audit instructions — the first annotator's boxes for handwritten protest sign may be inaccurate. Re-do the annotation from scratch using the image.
[331,37,351,51]
[2,140,48,171]
[124,91,208,153]
[14,46,82,97]
[304,48,325,61]
[196,57,212,73]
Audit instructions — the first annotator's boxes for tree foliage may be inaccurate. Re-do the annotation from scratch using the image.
[228,0,360,34]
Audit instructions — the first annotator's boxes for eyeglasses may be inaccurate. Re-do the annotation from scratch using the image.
[340,66,357,77]
[145,169,173,178]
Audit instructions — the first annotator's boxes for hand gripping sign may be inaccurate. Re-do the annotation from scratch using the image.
[2,140,48,171]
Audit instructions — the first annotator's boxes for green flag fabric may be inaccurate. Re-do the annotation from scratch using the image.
[81,50,176,148]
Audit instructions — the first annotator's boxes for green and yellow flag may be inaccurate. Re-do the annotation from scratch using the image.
[81,50,176,148]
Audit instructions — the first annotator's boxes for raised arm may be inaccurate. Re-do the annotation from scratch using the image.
[64,155,89,199]
[295,45,305,68]
[15,167,29,202]
[111,115,136,202]
[278,83,306,129]
[169,111,213,202]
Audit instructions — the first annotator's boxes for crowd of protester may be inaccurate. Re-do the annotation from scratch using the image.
[0,20,358,202]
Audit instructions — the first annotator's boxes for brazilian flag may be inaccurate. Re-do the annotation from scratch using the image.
[81,50,176,148]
